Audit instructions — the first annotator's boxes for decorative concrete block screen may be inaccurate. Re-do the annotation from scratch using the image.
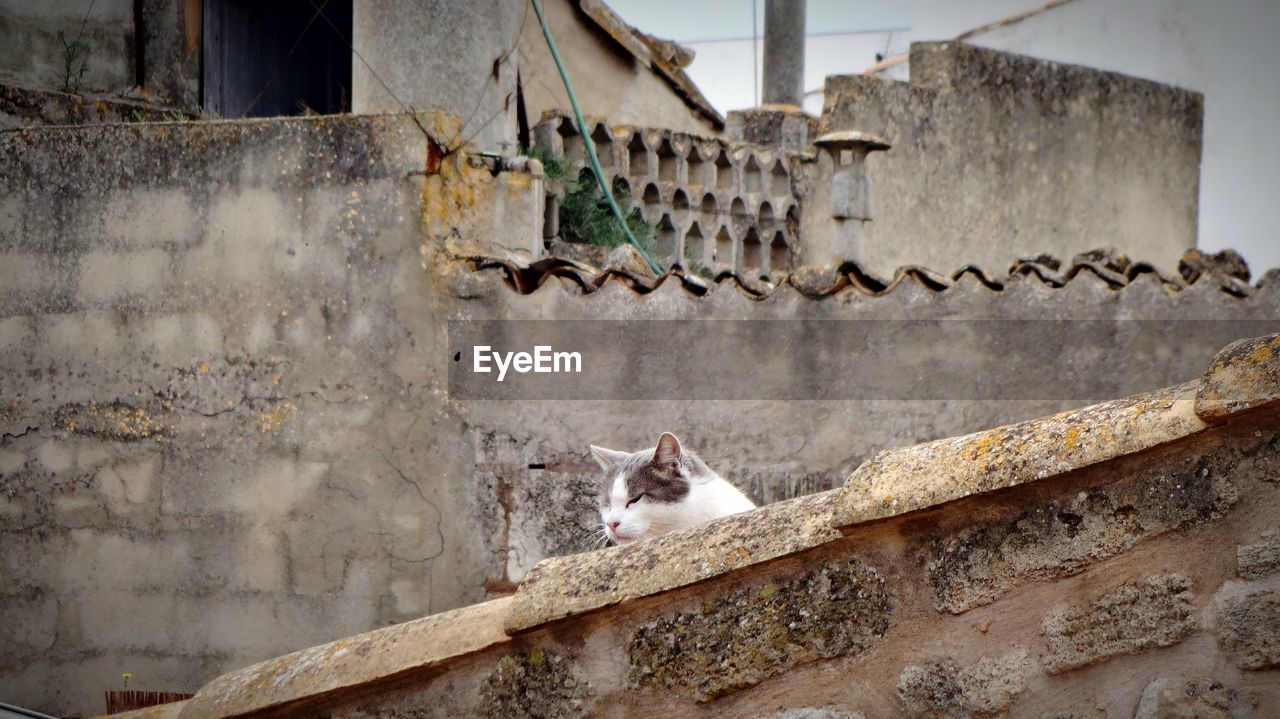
[533,113,803,276]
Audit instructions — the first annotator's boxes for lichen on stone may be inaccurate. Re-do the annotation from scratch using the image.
[1237,530,1280,579]
[1042,575,1195,674]
[478,648,593,719]
[626,557,890,701]
[924,452,1237,613]
[895,649,1030,718]
[1134,677,1239,719]
[1217,589,1280,670]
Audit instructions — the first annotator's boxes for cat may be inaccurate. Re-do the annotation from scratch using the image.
[589,432,756,545]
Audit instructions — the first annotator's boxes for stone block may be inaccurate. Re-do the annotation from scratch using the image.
[1042,575,1195,674]
[78,249,171,303]
[479,649,594,719]
[1238,531,1280,579]
[1217,589,1280,670]
[626,557,890,701]
[507,489,842,633]
[896,649,1031,718]
[925,450,1237,613]
[1134,677,1239,719]
[2,593,58,652]
[77,589,176,652]
[1196,333,1280,422]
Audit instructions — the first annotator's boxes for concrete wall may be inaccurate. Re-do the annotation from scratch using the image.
[821,41,1203,277]
[352,0,520,154]
[0,114,1273,717]
[518,0,719,137]
[0,0,199,115]
[889,0,1280,293]
[0,0,136,95]
[0,115,505,715]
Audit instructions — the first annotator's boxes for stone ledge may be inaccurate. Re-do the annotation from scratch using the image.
[170,598,513,719]
[505,489,842,633]
[1196,333,1280,423]
[831,379,1209,527]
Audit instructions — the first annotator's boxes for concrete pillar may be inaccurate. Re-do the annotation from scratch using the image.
[352,0,519,154]
[762,0,805,107]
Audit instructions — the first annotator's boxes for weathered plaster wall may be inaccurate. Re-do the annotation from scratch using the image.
[0,0,199,122]
[137,0,200,109]
[0,0,136,96]
[517,0,719,138]
[822,42,1202,277]
[0,115,515,715]
[352,0,520,154]
[448,258,1279,593]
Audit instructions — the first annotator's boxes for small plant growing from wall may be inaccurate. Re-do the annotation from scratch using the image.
[525,146,656,255]
[57,30,91,94]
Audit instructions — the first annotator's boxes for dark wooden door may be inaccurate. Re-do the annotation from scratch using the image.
[202,0,352,118]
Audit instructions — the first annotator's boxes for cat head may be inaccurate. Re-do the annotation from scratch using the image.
[589,432,710,545]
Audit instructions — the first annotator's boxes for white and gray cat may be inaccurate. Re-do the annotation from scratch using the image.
[589,432,756,545]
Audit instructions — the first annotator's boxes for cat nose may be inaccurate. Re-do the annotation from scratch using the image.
[607,520,620,531]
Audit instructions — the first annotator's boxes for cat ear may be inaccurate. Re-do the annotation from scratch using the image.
[589,445,629,472]
[653,432,682,467]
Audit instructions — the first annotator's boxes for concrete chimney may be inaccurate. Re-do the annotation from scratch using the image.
[762,0,806,107]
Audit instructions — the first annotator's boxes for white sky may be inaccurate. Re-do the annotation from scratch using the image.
[608,0,1280,275]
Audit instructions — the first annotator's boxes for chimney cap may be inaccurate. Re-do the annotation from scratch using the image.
[813,130,891,151]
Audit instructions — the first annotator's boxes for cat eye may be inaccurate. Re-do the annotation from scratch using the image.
[625,493,646,508]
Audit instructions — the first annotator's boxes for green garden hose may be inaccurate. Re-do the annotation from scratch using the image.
[530,0,664,275]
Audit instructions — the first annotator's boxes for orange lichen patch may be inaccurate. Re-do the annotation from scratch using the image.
[56,400,170,442]
[1063,426,1081,451]
[256,403,297,434]
[198,361,210,374]
[421,155,488,243]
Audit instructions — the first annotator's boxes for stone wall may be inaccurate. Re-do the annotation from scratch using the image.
[0,113,1275,717]
[0,114,539,715]
[822,41,1203,277]
[106,334,1280,718]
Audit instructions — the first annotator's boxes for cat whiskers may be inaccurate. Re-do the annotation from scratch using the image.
[584,526,612,550]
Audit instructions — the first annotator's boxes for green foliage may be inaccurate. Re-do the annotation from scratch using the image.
[523,146,655,253]
[126,109,190,123]
[57,30,91,94]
